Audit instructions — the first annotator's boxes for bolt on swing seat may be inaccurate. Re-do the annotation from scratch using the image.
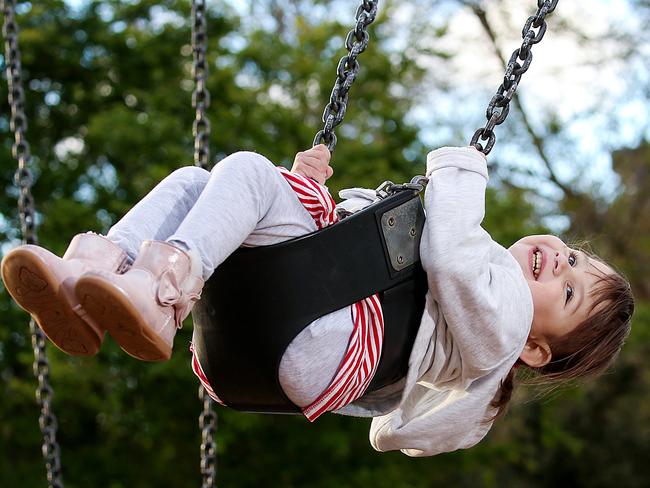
[191,183,428,413]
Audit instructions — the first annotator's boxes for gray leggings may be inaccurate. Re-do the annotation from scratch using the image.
[106,151,353,407]
[108,151,319,279]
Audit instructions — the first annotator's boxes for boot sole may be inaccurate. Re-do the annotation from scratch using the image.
[75,274,171,361]
[1,248,102,356]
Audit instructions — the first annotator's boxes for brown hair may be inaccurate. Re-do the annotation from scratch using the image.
[489,260,634,420]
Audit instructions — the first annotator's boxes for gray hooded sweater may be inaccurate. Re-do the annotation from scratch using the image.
[344,146,533,456]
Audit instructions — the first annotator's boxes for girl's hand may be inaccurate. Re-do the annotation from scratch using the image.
[291,144,333,185]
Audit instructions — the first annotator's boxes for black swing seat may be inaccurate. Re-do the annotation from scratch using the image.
[191,187,428,414]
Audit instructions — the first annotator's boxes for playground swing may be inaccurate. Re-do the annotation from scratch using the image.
[2,0,559,486]
[191,0,560,412]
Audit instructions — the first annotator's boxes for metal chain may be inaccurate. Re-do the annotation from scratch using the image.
[192,0,211,170]
[470,0,559,155]
[31,320,64,488]
[190,1,217,486]
[313,0,379,152]
[198,386,217,488]
[2,1,64,486]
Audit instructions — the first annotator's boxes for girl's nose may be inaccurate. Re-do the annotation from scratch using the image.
[554,251,570,276]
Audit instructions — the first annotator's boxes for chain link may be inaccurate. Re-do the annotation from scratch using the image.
[190,1,218,486]
[375,175,429,199]
[313,0,379,152]
[2,1,64,486]
[470,0,559,155]
[192,0,211,170]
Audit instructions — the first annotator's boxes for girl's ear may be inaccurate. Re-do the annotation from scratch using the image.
[519,337,552,368]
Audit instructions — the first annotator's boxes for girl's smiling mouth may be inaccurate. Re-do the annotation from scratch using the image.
[531,247,545,280]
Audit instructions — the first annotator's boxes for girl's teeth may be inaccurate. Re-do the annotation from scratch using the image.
[532,250,542,278]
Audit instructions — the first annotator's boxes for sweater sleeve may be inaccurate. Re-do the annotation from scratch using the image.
[420,146,524,378]
[369,370,498,457]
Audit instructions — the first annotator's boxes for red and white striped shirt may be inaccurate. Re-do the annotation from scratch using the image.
[191,166,384,421]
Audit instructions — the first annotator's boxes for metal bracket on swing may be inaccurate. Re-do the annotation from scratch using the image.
[373,175,427,271]
[380,196,425,272]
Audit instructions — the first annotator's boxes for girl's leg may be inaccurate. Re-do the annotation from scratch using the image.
[167,151,317,280]
[108,152,317,279]
[106,166,211,261]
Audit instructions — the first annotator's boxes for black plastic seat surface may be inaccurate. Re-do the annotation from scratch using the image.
[191,190,427,413]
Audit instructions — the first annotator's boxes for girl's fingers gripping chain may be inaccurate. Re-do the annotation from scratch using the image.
[291,144,334,184]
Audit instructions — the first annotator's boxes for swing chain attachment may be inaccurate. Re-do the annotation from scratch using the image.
[375,175,428,199]
[470,0,559,155]
[191,0,211,170]
[313,0,379,152]
[2,1,64,486]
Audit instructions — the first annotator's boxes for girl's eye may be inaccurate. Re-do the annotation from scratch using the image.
[568,252,578,267]
[565,284,574,304]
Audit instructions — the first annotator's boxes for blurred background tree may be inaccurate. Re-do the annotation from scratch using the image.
[1,0,648,487]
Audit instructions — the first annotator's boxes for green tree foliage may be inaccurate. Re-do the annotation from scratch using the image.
[1,1,648,487]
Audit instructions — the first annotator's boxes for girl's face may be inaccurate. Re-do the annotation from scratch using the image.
[508,235,612,342]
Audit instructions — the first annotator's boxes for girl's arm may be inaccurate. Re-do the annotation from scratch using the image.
[420,147,532,379]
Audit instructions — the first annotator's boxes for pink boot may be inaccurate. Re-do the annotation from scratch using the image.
[74,240,204,361]
[1,233,131,356]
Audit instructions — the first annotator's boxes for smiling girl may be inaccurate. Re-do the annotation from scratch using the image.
[1,146,634,456]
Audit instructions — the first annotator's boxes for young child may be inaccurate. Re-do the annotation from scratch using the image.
[1,146,634,456]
